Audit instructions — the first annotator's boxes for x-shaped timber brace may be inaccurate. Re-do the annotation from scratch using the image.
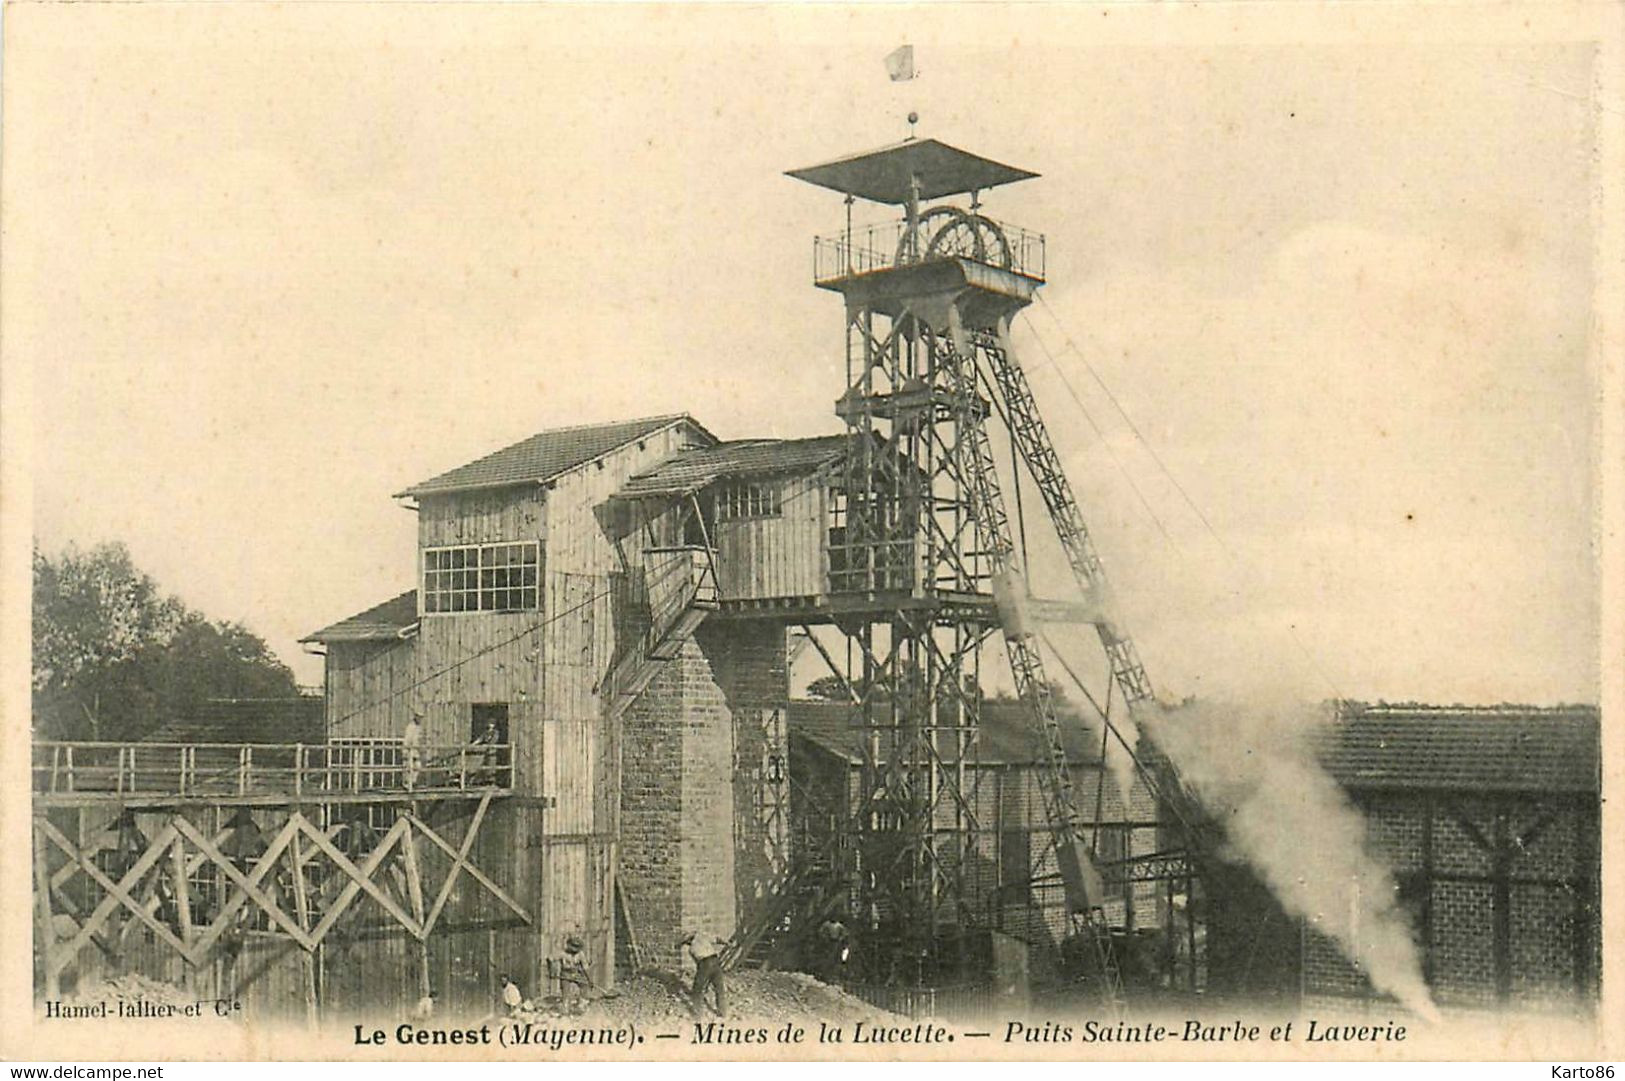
[32,794,529,999]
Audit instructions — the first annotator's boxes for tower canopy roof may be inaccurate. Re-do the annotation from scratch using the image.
[786,138,1038,205]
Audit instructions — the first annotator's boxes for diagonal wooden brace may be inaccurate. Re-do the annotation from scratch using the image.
[301,816,423,942]
[39,819,189,976]
[176,814,311,958]
[408,800,530,932]
[420,794,493,933]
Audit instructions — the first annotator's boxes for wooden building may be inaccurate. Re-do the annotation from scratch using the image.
[617,435,846,606]
[302,413,718,1007]
[32,412,1144,1017]
[300,419,876,1001]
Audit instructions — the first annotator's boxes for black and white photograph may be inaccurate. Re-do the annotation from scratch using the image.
[2,1,1619,1066]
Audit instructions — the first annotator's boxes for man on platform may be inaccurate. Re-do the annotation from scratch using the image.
[402,714,423,790]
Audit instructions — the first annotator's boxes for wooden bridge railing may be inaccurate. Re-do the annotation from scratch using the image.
[31,740,514,801]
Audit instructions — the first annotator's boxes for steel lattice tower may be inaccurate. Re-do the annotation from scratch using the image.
[789,138,1108,984]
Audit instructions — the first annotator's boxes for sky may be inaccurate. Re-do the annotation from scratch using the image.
[7,4,1606,704]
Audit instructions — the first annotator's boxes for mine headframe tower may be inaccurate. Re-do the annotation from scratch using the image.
[785,137,1172,998]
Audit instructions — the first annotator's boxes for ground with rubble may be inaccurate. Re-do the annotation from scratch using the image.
[512,970,901,1026]
[62,973,198,1009]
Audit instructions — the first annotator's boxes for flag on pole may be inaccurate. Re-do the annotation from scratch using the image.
[884,44,915,82]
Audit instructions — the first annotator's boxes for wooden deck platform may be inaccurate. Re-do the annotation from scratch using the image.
[32,739,514,809]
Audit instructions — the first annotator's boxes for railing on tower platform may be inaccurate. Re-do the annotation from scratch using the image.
[31,738,515,803]
[813,214,1046,286]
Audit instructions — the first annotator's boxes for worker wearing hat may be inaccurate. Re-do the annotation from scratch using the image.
[556,934,592,1014]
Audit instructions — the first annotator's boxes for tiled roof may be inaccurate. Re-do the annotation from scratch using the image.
[396,414,714,499]
[789,699,1104,767]
[301,589,418,643]
[1313,702,1600,793]
[144,696,325,745]
[789,699,1601,794]
[618,435,848,498]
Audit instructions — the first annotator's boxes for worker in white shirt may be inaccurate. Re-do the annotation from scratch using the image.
[412,988,437,1021]
[402,715,423,790]
[500,973,523,1016]
[677,929,729,1016]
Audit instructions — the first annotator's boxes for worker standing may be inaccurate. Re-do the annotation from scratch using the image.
[677,929,729,1017]
[472,721,500,785]
[816,918,851,984]
[402,714,423,790]
[556,934,592,1014]
[500,973,524,1016]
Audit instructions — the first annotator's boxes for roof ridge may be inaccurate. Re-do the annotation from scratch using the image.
[1339,700,1597,716]
[709,432,845,445]
[431,413,695,466]
[396,413,714,499]
[507,411,695,438]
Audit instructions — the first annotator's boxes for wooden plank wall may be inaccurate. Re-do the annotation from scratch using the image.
[313,419,707,1003]
[716,474,827,600]
[411,612,544,784]
[326,640,415,741]
[539,419,705,987]
[419,488,548,549]
[412,487,549,782]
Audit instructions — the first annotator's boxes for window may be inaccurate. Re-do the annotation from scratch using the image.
[716,481,781,521]
[423,542,540,613]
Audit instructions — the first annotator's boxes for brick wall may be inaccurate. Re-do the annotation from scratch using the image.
[705,625,791,925]
[619,658,687,970]
[1297,791,1598,1011]
[618,623,788,975]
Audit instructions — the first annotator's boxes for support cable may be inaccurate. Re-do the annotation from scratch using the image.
[1034,294,1221,542]
[325,585,612,731]
[1007,316,1177,547]
[1026,295,1345,700]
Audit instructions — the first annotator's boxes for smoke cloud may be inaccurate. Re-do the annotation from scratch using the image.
[1133,696,1441,1022]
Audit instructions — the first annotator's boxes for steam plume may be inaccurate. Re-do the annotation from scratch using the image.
[1134,696,1441,1021]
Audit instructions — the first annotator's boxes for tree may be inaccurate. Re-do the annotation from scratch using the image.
[153,616,297,717]
[33,542,183,739]
[32,541,297,741]
[804,675,853,701]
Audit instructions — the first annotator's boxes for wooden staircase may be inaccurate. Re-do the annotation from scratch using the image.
[607,545,719,720]
[726,844,845,971]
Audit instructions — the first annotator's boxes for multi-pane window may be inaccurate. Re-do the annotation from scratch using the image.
[716,481,782,521]
[423,542,540,613]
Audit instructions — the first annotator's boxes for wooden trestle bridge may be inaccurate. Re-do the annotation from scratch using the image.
[31,738,527,1016]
